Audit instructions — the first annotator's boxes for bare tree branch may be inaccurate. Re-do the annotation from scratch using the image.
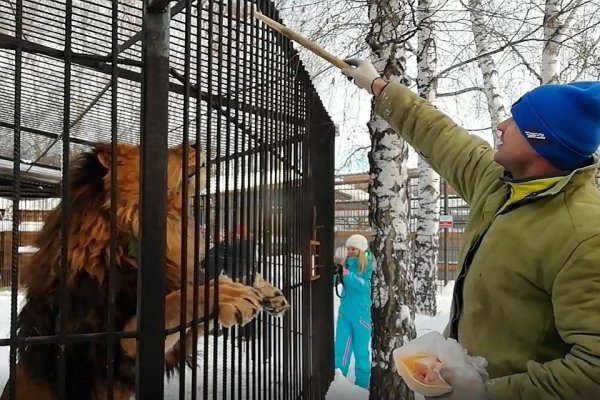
[335,145,370,173]
[437,86,484,97]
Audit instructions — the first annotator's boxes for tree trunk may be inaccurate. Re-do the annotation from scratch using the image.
[542,0,583,83]
[413,0,440,317]
[414,158,439,316]
[469,0,508,147]
[366,0,417,398]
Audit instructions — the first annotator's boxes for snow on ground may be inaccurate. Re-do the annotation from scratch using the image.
[0,291,26,390]
[0,281,454,399]
[325,281,454,400]
[0,289,288,398]
[162,332,285,399]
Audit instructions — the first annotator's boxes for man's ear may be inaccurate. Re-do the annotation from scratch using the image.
[95,143,111,169]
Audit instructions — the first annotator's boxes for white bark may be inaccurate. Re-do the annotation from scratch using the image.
[413,0,439,317]
[414,157,440,316]
[542,0,563,83]
[468,0,508,147]
[367,0,416,398]
[542,0,584,83]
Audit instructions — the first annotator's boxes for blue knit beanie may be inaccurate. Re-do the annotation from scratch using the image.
[511,81,600,170]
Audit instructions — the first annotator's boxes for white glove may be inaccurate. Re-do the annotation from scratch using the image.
[426,364,488,400]
[341,59,381,95]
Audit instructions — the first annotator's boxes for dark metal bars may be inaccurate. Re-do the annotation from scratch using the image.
[136,3,170,398]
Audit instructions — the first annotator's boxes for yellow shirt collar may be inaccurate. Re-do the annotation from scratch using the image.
[507,176,563,204]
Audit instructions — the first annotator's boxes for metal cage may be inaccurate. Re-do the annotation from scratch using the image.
[0,0,335,398]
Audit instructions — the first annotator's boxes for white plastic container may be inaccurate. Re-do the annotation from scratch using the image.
[393,352,453,397]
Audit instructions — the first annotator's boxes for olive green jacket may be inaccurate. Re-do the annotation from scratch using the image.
[375,82,600,400]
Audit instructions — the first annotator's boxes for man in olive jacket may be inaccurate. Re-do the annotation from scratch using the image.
[342,59,600,400]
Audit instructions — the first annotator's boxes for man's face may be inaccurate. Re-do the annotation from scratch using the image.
[494,118,542,173]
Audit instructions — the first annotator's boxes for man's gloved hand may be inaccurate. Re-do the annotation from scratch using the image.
[426,364,488,400]
[341,59,381,95]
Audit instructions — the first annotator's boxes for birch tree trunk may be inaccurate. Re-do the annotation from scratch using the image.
[367,0,416,398]
[468,0,508,147]
[542,0,563,83]
[542,0,583,83]
[413,0,439,317]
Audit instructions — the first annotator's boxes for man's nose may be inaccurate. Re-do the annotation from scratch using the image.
[496,121,508,136]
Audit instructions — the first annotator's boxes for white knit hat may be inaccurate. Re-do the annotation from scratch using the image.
[345,234,369,252]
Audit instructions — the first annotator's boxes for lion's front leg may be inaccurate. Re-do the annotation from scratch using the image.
[213,273,291,317]
[120,279,266,357]
[213,276,266,327]
[120,287,212,358]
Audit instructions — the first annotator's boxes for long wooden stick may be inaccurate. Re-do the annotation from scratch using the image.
[251,10,350,70]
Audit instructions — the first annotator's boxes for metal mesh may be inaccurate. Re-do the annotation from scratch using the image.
[0,0,336,398]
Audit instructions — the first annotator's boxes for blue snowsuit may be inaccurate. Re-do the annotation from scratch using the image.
[334,252,373,389]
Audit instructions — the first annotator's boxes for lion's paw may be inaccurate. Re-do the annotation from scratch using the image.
[253,274,290,317]
[217,287,263,327]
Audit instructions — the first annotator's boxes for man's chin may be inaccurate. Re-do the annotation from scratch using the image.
[492,149,501,162]
[493,151,508,168]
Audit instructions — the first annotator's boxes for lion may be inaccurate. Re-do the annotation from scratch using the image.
[0,142,290,400]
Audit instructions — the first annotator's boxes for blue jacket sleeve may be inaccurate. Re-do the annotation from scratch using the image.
[344,257,372,294]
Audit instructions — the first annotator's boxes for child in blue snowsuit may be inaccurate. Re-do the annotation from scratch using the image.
[334,234,372,389]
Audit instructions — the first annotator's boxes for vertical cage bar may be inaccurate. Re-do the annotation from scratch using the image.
[58,1,73,397]
[218,3,231,398]
[281,26,292,400]
[248,42,257,400]
[292,74,301,400]
[275,13,285,399]
[257,3,267,395]
[300,79,308,400]
[250,3,260,398]
[308,88,336,398]
[226,1,239,396]
[178,1,193,399]
[203,2,215,399]
[288,143,295,400]
[211,0,223,396]
[271,30,279,395]
[301,81,311,398]
[137,3,170,398]
[192,2,204,398]
[263,2,275,395]
[238,4,251,399]
[8,1,23,399]
[106,1,120,398]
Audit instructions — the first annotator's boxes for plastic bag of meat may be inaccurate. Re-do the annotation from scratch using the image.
[392,331,488,397]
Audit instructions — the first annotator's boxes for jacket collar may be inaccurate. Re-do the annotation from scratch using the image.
[500,157,599,198]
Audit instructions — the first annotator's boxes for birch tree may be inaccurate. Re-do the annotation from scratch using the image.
[541,0,584,83]
[366,0,417,397]
[413,0,440,317]
[467,0,508,147]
